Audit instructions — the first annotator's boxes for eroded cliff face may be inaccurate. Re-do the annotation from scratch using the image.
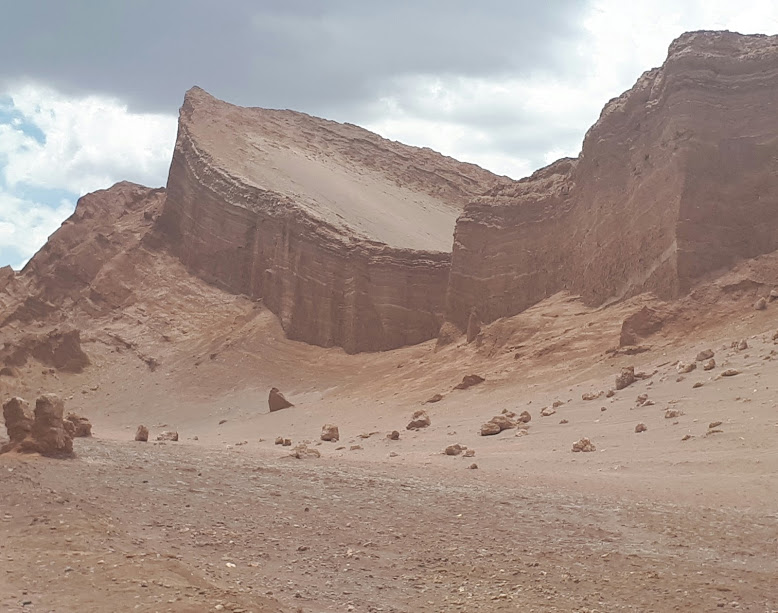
[159,88,508,352]
[446,31,778,329]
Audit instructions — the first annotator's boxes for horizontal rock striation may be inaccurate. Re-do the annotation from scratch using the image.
[446,31,778,329]
[159,87,507,352]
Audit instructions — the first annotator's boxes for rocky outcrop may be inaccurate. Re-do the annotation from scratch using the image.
[446,32,778,329]
[159,87,507,353]
[1,394,74,458]
[1,329,90,373]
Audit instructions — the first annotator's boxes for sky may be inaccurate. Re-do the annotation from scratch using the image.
[1,0,778,269]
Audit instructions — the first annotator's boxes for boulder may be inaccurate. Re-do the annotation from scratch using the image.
[406,410,431,430]
[157,431,179,441]
[65,413,92,437]
[268,387,294,412]
[453,374,485,390]
[135,425,149,442]
[479,422,501,436]
[2,397,33,445]
[321,424,340,442]
[615,366,636,390]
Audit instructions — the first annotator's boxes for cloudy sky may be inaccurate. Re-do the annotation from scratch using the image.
[1,0,777,268]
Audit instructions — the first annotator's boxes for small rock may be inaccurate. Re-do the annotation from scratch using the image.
[571,438,596,453]
[283,438,292,446]
[581,391,603,401]
[350,445,363,451]
[721,369,740,377]
[463,449,475,457]
[540,407,556,417]
[480,422,502,436]
[681,434,693,441]
[693,382,703,389]
[218,419,228,425]
[274,436,284,445]
[425,393,443,404]
[677,361,696,374]
[290,443,320,459]
[134,425,149,442]
[559,419,569,424]
[445,444,466,456]
[755,297,767,310]
[388,451,398,457]
[157,431,179,442]
[664,409,682,419]
[606,389,615,398]
[600,406,607,412]
[517,410,532,423]
[636,394,648,405]
[708,421,723,429]
[635,423,647,433]
[65,413,92,437]
[453,374,485,390]
[696,349,714,361]
[406,410,431,430]
[732,339,748,351]
[769,288,778,302]
[703,358,716,371]
[387,430,400,440]
[320,424,340,442]
[467,463,478,470]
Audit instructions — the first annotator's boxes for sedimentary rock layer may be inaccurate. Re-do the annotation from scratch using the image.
[446,31,778,329]
[159,87,507,352]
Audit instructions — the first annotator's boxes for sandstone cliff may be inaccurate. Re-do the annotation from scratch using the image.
[159,87,508,352]
[446,31,778,329]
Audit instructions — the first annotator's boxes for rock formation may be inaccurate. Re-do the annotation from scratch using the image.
[445,31,778,329]
[1,394,74,458]
[1,329,90,373]
[158,87,507,353]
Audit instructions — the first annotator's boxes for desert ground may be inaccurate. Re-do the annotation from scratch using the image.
[2,251,777,612]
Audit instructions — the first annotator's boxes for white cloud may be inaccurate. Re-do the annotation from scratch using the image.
[0,83,177,195]
[0,188,74,269]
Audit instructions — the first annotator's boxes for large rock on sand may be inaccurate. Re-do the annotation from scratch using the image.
[268,387,294,412]
[15,394,74,458]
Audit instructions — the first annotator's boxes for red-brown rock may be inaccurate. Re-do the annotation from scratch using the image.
[268,387,294,412]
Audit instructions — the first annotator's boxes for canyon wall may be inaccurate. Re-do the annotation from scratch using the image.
[446,31,778,329]
[159,88,508,352]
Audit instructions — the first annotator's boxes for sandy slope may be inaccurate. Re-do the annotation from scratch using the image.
[2,247,778,611]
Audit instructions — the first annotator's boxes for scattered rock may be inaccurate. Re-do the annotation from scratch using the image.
[290,443,320,459]
[696,349,715,361]
[320,424,340,442]
[559,419,569,424]
[732,339,748,351]
[754,297,767,310]
[387,430,400,440]
[636,394,648,406]
[571,438,596,453]
[600,406,607,412]
[488,415,516,431]
[424,393,443,404]
[135,425,149,442]
[479,422,502,436]
[581,391,603,401]
[445,444,466,456]
[454,374,485,390]
[635,423,648,433]
[540,407,556,417]
[467,463,478,470]
[615,366,636,390]
[501,409,516,417]
[65,413,92,437]
[218,419,228,425]
[406,410,431,430]
[268,387,294,412]
[388,451,398,457]
[606,389,615,398]
[703,358,716,371]
[709,421,723,429]
[681,434,693,441]
[157,431,179,442]
[664,409,682,419]
[721,369,740,377]
[463,449,475,457]
[349,445,363,451]
[274,436,284,445]
[677,361,696,374]
[517,411,532,423]
[283,439,292,446]
[693,382,703,389]
[706,429,724,435]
